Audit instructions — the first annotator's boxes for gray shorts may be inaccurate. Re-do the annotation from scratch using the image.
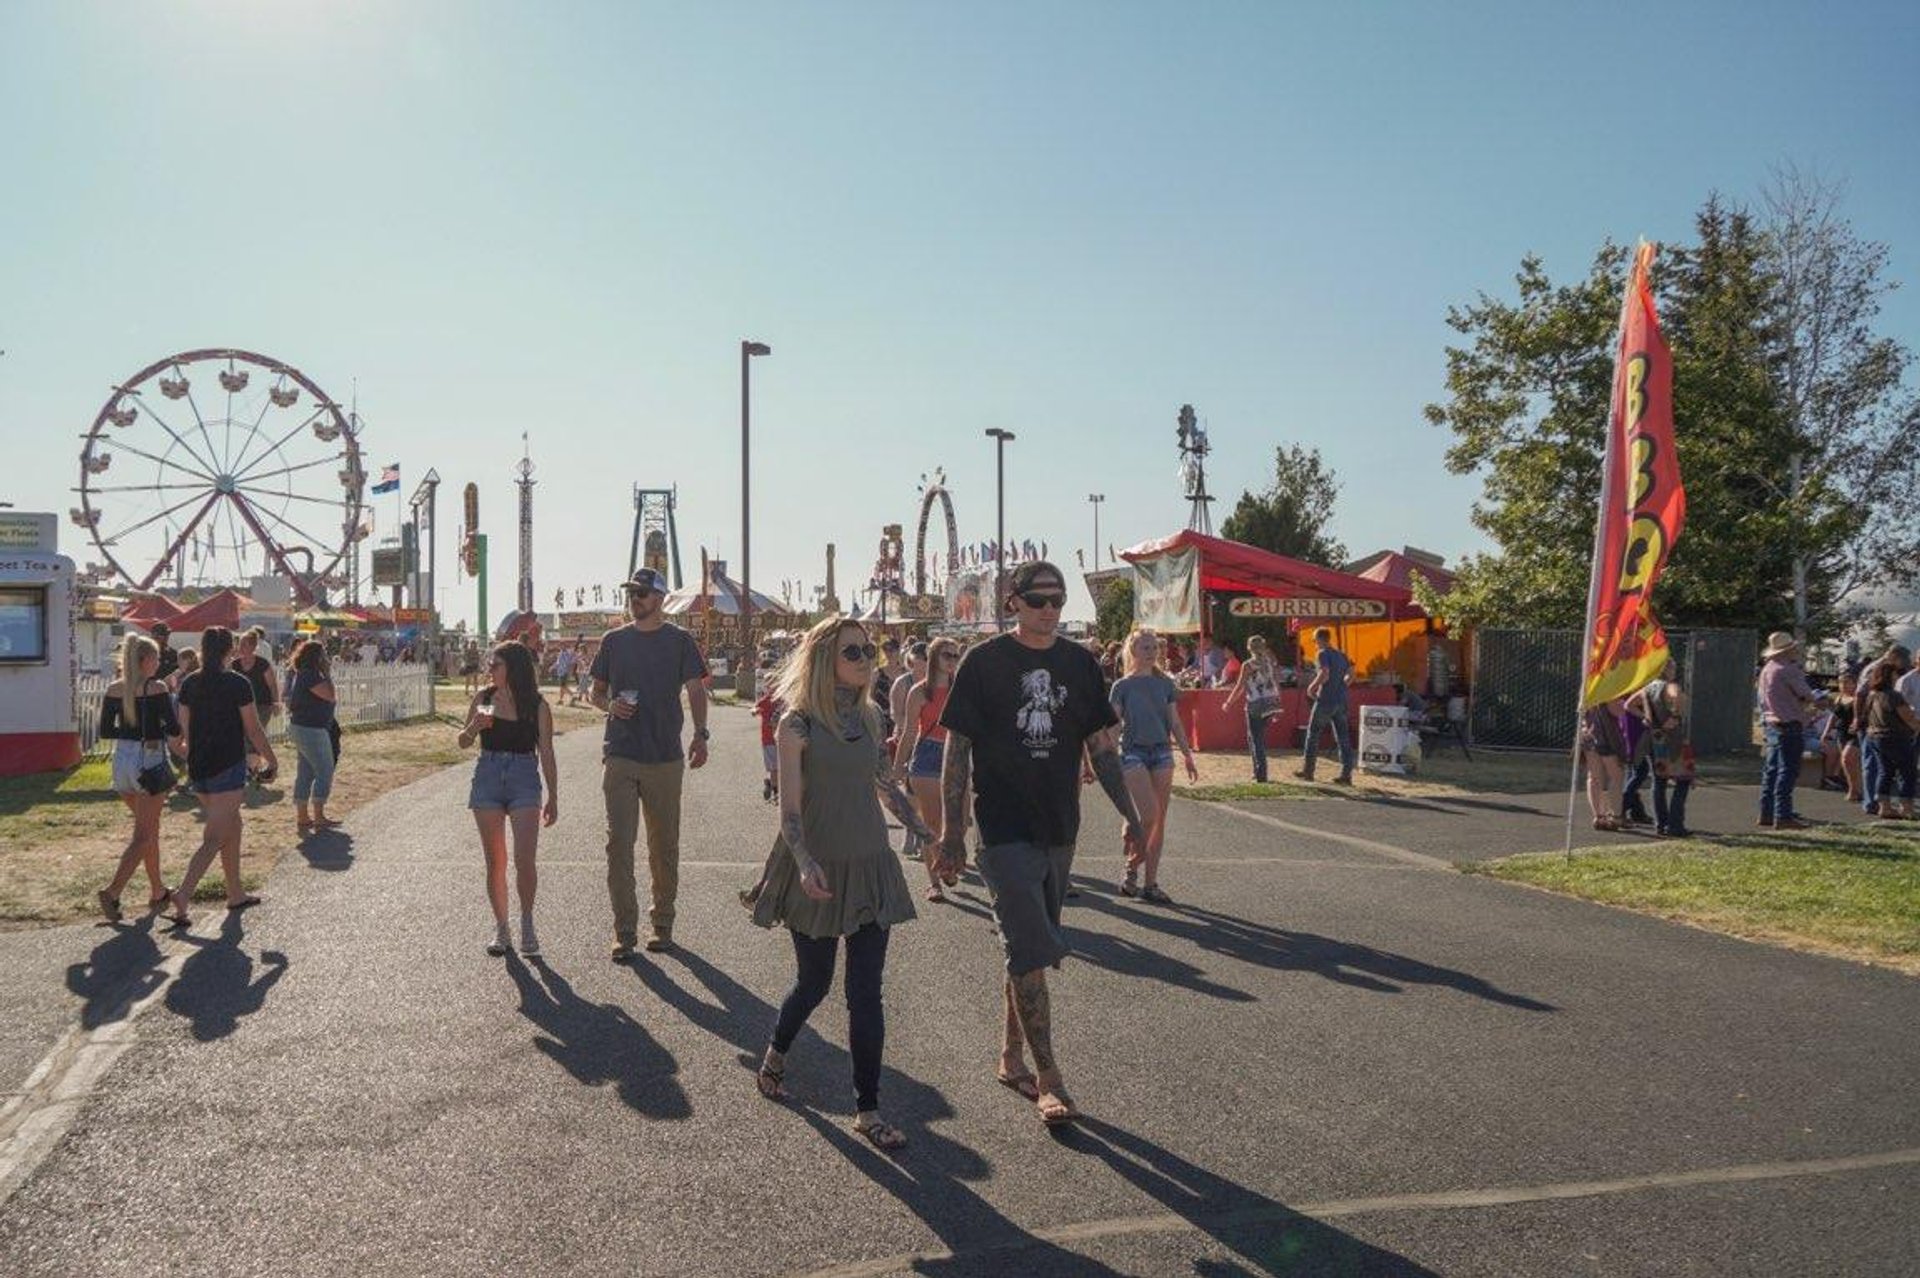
[975,841,1075,976]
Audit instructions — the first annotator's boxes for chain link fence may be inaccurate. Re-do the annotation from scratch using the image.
[1468,628,1756,753]
[79,664,435,761]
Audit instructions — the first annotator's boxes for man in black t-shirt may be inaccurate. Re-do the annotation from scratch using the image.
[936,561,1143,1128]
[151,622,179,683]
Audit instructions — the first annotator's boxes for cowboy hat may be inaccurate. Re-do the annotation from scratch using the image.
[1761,630,1801,660]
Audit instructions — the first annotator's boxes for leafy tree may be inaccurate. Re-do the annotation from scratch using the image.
[1094,574,1135,643]
[1422,187,1917,640]
[1219,445,1347,567]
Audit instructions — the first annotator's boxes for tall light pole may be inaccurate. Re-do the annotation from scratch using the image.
[741,340,771,694]
[1087,493,1105,571]
[984,428,1015,631]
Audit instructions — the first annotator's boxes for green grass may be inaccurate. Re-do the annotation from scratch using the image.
[1471,825,1920,970]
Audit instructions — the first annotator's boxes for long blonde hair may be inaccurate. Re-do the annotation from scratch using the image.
[118,633,158,722]
[1122,626,1161,677]
[772,614,880,739]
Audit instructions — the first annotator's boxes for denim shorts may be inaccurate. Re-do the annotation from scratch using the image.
[1122,742,1175,773]
[974,841,1075,976]
[469,751,543,811]
[908,735,945,779]
[190,761,248,795]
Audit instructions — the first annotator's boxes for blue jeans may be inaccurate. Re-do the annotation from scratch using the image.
[1247,709,1269,782]
[1860,737,1884,813]
[1653,777,1692,833]
[1621,757,1652,818]
[773,922,891,1112]
[1872,736,1916,804]
[1759,722,1804,821]
[288,723,336,804]
[1303,700,1354,779]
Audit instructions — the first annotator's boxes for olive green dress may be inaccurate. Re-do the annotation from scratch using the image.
[751,712,917,939]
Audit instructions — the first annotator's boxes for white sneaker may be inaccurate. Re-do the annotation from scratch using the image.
[486,925,511,958]
[519,919,540,958]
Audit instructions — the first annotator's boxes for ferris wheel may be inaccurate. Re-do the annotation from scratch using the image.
[72,348,367,603]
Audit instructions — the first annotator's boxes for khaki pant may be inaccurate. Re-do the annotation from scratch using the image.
[602,757,685,942]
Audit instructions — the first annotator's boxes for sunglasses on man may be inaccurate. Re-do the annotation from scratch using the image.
[1017,590,1067,610]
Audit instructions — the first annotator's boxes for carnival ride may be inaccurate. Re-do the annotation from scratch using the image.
[72,348,366,604]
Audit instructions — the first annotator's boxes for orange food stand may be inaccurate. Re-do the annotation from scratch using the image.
[1119,531,1463,753]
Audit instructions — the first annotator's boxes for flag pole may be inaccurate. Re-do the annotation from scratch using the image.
[1567,240,1648,859]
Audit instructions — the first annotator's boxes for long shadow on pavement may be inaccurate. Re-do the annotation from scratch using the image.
[1073,894,1557,1012]
[64,917,169,1030]
[507,954,690,1120]
[1050,1117,1442,1277]
[163,911,289,1041]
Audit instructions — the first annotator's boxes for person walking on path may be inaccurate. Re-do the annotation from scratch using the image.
[284,640,341,835]
[149,621,179,683]
[1823,672,1863,802]
[96,633,183,921]
[1859,661,1920,820]
[1852,645,1908,814]
[1580,700,1627,830]
[588,567,709,959]
[550,643,577,702]
[892,636,964,902]
[932,560,1145,1128]
[234,627,279,787]
[1109,628,1198,903]
[1295,627,1355,784]
[1221,633,1282,783]
[750,615,926,1151]
[167,627,279,927]
[753,688,784,803]
[1629,663,1694,837]
[1757,631,1818,829]
[458,642,559,956]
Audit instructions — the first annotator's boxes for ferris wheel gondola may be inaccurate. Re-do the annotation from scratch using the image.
[72,348,366,603]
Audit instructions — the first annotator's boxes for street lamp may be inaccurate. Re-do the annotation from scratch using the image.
[984,428,1015,631]
[741,339,772,694]
[1087,493,1105,571]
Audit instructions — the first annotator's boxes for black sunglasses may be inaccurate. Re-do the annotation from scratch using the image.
[1018,591,1067,610]
[628,587,658,600]
[840,643,878,662]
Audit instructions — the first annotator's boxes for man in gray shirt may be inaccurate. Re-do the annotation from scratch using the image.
[589,567,710,958]
[1295,626,1355,784]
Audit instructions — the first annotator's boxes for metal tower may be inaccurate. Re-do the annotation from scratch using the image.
[1176,403,1214,534]
[514,437,535,614]
[627,486,683,588]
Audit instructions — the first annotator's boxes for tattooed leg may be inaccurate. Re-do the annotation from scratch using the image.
[1000,977,1028,1076]
[1010,968,1061,1090]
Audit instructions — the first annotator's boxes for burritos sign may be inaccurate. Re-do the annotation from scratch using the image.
[1229,597,1386,620]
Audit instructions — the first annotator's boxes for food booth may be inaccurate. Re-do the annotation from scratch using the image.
[0,513,80,776]
[1121,530,1460,753]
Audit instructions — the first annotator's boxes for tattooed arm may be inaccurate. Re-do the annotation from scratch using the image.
[1088,725,1146,846]
[874,749,934,843]
[936,730,973,875]
[777,712,832,900]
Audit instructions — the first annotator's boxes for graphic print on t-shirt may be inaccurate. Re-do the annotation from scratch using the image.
[1016,668,1070,754]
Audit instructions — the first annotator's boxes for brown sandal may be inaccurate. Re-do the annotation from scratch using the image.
[756,1062,787,1102]
[854,1117,907,1150]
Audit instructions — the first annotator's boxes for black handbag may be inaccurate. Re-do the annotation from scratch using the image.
[136,750,177,796]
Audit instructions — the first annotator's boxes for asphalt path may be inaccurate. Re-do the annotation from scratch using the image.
[1,707,1916,1276]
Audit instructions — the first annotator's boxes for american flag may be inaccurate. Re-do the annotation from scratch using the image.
[371,464,401,494]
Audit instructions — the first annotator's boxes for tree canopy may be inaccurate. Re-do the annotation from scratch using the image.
[1219,444,1346,568]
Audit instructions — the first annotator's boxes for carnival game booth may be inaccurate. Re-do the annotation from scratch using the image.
[1121,530,1455,753]
[0,514,81,775]
[665,563,794,684]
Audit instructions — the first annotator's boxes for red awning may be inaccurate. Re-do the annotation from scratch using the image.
[162,589,250,633]
[1354,550,1455,595]
[1120,530,1414,606]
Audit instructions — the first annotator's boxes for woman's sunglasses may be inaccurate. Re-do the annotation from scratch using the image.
[1017,591,1067,610]
[840,643,878,662]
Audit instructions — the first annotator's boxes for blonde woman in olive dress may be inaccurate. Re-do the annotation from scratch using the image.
[751,615,926,1151]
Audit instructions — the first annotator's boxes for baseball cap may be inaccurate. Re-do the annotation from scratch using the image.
[1007,560,1066,596]
[621,568,669,594]
[150,621,171,637]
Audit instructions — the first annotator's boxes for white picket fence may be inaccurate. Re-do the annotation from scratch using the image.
[79,664,434,760]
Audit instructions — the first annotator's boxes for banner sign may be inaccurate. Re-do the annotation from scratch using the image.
[1133,547,1201,634]
[1582,242,1685,708]
[894,592,947,622]
[1230,596,1386,620]
[394,607,434,624]
[370,546,406,587]
[557,610,624,632]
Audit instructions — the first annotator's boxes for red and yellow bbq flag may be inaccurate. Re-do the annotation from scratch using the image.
[1582,242,1685,708]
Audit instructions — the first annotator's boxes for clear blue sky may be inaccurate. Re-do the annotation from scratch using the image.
[4,1,1916,628]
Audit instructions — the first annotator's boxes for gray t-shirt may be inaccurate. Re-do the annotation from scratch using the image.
[1314,647,1353,707]
[1109,672,1180,751]
[589,623,708,763]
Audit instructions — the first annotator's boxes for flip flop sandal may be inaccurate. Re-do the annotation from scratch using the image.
[996,1071,1041,1101]
[97,891,123,924]
[756,1063,787,1102]
[146,888,173,912]
[854,1119,907,1151]
[226,896,263,911]
[1037,1094,1081,1127]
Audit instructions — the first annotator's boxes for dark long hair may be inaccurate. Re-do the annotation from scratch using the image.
[292,639,328,676]
[201,626,235,673]
[493,641,541,715]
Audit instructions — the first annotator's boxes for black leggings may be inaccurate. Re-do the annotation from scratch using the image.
[771,922,890,1112]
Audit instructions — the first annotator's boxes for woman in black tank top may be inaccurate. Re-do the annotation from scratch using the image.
[456,642,559,957]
